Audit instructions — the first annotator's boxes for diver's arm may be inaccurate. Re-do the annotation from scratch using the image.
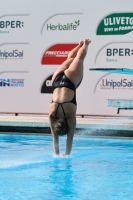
[49,115,60,155]
[52,134,59,155]
[65,117,76,156]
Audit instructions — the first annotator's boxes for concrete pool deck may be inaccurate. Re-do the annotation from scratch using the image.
[0,115,133,137]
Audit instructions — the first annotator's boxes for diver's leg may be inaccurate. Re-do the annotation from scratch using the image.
[67,41,84,59]
[75,39,91,60]
[52,39,90,83]
[65,39,91,86]
[52,58,74,82]
[52,41,84,82]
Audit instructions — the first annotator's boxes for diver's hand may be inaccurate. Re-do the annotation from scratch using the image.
[60,154,69,158]
[63,154,69,158]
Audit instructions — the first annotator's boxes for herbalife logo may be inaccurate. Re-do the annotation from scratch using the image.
[46,20,80,31]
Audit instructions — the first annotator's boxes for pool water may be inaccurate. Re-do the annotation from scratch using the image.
[0,134,133,200]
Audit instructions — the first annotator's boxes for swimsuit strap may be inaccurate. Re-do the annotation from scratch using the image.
[54,102,67,120]
[54,103,60,118]
[60,104,67,120]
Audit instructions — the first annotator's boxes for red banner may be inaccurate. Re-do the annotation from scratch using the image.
[41,44,78,65]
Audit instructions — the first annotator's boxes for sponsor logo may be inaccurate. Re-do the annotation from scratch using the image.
[95,43,133,63]
[106,48,133,56]
[41,75,53,93]
[0,14,29,34]
[60,80,64,85]
[106,48,133,62]
[46,20,80,31]
[41,44,78,65]
[0,79,24,87]
[0,21,24,34]
[101,78,133,90]
[41,13,83,34]
[0,21,24,28]
[89,68,133,92]
[0,49,24,60]
[96,13,133,35]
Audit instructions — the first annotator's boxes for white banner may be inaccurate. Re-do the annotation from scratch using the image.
[0,0,133,116]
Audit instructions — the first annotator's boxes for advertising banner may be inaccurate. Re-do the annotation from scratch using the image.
[0,0,133,116]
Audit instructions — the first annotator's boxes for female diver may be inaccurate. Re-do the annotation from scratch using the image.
[49,38,91,156]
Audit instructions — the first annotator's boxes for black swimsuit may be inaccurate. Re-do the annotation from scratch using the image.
[52,72,82,118]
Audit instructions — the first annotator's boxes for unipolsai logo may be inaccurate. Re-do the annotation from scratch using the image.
[46,20,80,31]
[0,49,24,60]
[100,78,133,90]
[0,79,24,87]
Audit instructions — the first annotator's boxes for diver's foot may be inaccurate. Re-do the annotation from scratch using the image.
[79,40,84,46]
[84,38,91,45]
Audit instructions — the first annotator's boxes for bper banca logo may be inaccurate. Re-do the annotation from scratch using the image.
[0,21,24,28]
[95,42,133,64]
[106,48,133,62]
[0,21,24,34]
[0,14,29,34]
[107,48,133,56]
[0,49,24,59]
[97,13,133,35]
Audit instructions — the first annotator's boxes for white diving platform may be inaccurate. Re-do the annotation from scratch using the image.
[107,99,133,114]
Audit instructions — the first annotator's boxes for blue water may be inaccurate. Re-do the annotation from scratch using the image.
[0,134,133,200]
